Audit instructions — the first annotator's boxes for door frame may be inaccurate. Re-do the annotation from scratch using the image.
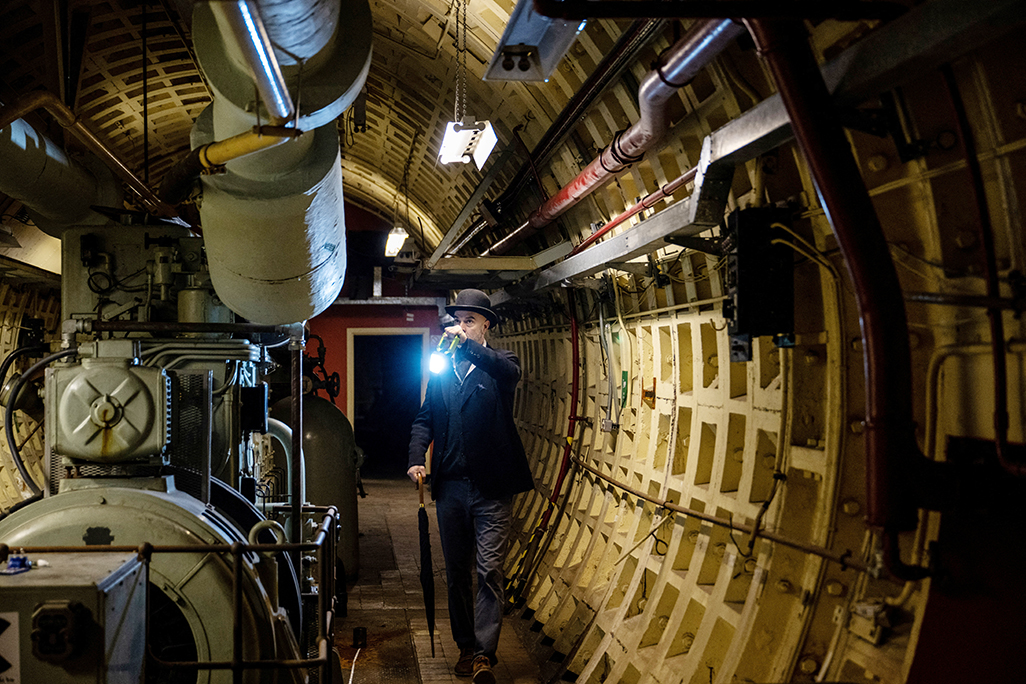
[346,327,431,425]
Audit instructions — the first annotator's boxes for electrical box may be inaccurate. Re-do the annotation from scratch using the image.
[722,207,795,361]
[0,552,147,683]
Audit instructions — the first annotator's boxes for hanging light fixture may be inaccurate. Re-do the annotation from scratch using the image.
[439,0,497,170]
[385,225,408,257]
[385,130,421,257]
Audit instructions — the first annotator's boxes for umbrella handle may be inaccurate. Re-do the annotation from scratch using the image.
[417,473,425,506]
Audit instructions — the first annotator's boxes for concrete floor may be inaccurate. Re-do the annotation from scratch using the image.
[334,477,544,684]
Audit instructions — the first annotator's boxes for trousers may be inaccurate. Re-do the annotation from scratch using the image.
[434,478,512,663]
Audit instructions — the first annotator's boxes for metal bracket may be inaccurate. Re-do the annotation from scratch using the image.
[664,234,732,256]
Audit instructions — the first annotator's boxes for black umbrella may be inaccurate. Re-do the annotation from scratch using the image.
[418,474,436,656]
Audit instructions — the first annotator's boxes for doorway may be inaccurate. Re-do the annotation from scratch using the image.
[348,330,429,479]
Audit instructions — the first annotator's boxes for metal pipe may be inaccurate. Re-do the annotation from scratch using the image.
[485,19,744,255]
[940,64,1023,478]
[571,456,871,573]
[266,418,306,508]
[532,0,905,21]
[904,290,1025,311]
[745,19,924,578]
[491,19,664,223]
[0,91,175,218]
[570,166,698,255]
[290,337,305,572]
[208,0,295,122]
[75,319,297,335]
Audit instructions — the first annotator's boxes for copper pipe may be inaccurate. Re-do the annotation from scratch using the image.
[572,456,871,574]
[485,19,744,256]
[0,91,176,217]
[746,19,925,580]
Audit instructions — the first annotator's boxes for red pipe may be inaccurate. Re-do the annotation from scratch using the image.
[570,166,698,256]
[746,20,923,578]
[538,288,581,532]
[485,19,744,256]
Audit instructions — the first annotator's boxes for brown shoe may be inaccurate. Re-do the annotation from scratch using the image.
[472,655,496,684]
[454,648,475,677]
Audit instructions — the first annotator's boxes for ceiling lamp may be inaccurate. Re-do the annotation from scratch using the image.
[484,0,586,82]
[385,225,409,257]
[439,118,498,170]
[439,0,496,170]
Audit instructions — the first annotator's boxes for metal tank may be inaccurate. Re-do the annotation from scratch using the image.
[270,395,359,579]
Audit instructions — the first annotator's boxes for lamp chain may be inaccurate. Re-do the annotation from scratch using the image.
[454,0,467,123]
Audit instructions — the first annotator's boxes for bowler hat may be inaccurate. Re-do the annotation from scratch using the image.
[445,289,498,325]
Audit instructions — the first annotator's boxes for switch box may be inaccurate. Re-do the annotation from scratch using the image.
[0,552,147,683]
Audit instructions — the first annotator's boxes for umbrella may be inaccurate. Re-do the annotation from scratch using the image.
[418,474,436,656]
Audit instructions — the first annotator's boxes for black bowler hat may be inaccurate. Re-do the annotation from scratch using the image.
[445,289,498,325]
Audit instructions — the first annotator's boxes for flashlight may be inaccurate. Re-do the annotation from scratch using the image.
[429,335,460,374]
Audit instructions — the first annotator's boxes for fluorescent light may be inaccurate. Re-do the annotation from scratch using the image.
[484,0,587,82]
[385,225,408,256]
[439,119,498,170]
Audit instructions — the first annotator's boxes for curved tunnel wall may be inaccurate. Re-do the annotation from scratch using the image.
[492,19,1026,684]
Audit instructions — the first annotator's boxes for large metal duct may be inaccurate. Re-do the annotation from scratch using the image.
[191,0,372,324]
[0,113,122,236]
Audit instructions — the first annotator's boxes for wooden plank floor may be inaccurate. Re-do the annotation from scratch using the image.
[334,477,543,684]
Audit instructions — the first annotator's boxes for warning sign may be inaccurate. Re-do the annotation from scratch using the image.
[0,612,19,683]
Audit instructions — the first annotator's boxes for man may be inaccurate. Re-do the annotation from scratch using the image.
[407,288,534,684]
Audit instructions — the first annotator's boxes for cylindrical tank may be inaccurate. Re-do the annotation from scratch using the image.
[270,394,358,579]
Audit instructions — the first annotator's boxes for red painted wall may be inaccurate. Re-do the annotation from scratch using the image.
[309,302,444,418]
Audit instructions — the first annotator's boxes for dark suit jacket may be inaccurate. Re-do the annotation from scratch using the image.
[408,338,534,500]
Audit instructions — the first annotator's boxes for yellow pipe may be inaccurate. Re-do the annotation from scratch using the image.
[197,124,299,168]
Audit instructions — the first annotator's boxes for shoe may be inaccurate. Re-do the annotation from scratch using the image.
[454,648,475,677]
[472,655,496,684]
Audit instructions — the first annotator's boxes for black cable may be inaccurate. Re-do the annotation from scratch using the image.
[5,348,78,497]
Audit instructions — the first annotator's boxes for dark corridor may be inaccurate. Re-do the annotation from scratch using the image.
[353,334,424,479]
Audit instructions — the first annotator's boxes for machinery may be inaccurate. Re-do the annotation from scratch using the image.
[0,1,372,680]
[0,219,348,683]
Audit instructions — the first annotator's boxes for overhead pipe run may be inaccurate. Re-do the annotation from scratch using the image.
[186,0,372,324]
[484,18,745,256]
[0,91,171,233]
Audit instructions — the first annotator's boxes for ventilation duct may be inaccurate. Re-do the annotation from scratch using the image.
[190,0,372,324]
[0,103,124,236]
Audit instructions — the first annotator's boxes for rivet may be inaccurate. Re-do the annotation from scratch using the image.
[842,499,861,516]
[732,447,745,463]
[803,349,819,364]
[776,579,793,593]
[826,580,846,596]
[762,453,776,469]
[955,230,977,250]
[688,531,700,543]
[744,558,758,573]
[799,656,819,674]
[850,420,865,435]
[866,154,889,173]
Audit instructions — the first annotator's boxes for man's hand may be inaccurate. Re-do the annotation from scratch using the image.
[442,324,467,346]
[407,465,426,484]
